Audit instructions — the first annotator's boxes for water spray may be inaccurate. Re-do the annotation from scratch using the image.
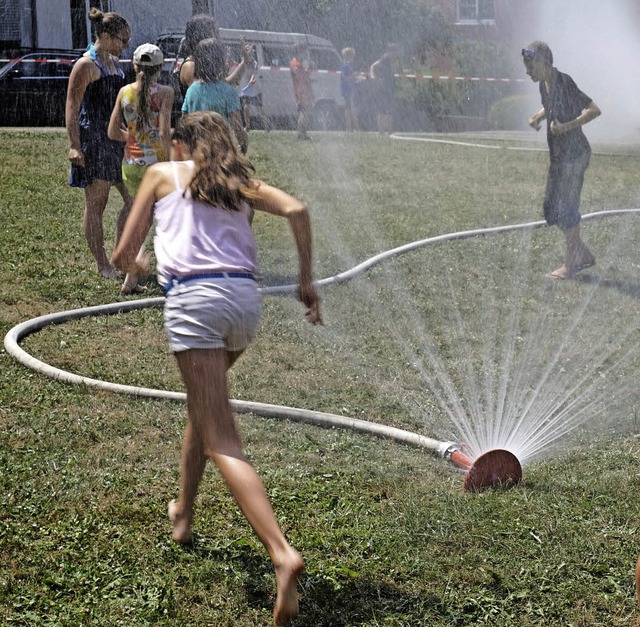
[4,302,523,491]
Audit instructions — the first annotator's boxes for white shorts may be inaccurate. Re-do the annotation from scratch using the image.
[163,278,261,353]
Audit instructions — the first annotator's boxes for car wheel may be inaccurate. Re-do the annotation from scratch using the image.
[312,101,342,131]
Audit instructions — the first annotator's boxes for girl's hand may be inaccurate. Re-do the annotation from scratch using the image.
[68,147,85,166]
[133,245,150,275]
[298,283,323,325]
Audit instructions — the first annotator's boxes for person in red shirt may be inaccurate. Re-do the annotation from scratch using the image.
[289,43,314,140]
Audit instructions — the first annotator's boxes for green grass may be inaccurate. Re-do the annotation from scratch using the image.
[2,128,640,625]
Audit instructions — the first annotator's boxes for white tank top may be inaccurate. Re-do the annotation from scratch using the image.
[153,161,257,286]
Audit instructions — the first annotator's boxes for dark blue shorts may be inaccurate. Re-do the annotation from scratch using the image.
[543,152,590,229]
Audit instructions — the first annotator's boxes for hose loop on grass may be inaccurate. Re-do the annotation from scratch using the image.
[4,190,640,460]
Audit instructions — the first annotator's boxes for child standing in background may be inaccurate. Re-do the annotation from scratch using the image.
[340,47,359,132]
[181,38,248,154]
[239,42,272,132]
[108,43,174,294]
[289,43,314,140]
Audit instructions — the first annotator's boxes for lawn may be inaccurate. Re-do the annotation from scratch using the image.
[2,128,640,626]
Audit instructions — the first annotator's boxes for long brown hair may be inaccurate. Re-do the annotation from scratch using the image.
[135,64,162,131]
[173,111,257,210]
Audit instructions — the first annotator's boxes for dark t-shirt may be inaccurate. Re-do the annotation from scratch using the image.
[540,68,593,162]
[376,54,395,96]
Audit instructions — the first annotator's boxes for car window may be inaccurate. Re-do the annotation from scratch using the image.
[157,35,183,59]
[52,57,77,77]
[262,46,292,68]
[18,55,53,78]
[310,48,340,72]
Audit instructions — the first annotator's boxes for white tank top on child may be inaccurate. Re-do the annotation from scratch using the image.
[153,161,257,286]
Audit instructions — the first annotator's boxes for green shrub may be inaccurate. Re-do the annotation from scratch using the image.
[487,94,541,130]
[397,40,522,125]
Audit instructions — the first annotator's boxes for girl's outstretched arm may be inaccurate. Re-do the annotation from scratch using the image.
[249,181,323,325]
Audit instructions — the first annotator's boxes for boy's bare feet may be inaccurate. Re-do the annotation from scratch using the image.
[273,548,304,626]
[168,499,193,544]
[547,254,595,279]
[546,265,572,279]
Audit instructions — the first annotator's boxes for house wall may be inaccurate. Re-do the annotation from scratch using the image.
[427,0,537,50]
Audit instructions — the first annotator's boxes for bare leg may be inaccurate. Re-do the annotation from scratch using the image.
[113,183,140,293]
[297,109,310,139]
[83,180,115,276]
[258,106,272,132]
[173,348,303,624]
[345,103,355,132]
[243,103,251,130]
[114,182,133,245]
[170,348,245,542]
[548,224,595,279]
[636,555,640,607]
[168,419,205,544]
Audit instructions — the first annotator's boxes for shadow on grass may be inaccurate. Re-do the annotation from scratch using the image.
[178,538,444,625]
[296,576,442,626]
[576,272,640,300]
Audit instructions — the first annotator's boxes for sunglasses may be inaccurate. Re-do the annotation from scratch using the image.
[521,48,536,60]
[113,33,131,46]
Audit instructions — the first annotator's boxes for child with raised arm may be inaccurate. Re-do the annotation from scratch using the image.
[111,111,322,626]
[182,38,248,153]
[108,43,174,294]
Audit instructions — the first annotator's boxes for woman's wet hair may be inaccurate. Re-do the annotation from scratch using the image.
[194,38,226,82]
[88,8,129,39]
[184,14,220,57]
[173,111,257,210]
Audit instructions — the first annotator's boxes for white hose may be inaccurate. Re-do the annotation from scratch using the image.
[4,201,639,459]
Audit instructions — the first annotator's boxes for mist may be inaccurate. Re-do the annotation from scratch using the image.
[524,0,640,141]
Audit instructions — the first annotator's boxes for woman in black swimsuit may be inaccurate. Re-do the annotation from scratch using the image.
[66,8,133,279]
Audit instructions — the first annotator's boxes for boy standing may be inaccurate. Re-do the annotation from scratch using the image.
[522,41,601,279]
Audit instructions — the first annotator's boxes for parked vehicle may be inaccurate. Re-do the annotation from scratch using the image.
[156,28,345,130]
[0,49,83,126]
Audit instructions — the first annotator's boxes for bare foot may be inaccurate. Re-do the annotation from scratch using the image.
[273,549,304,626]
[120,282,147,296]
[546,265,572,279]
[168,499,193,544]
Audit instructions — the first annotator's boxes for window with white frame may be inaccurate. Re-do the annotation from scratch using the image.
[457,0,495,24]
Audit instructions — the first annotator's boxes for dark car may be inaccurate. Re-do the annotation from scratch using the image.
[0,49,85,126]
[0,49,140,127]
